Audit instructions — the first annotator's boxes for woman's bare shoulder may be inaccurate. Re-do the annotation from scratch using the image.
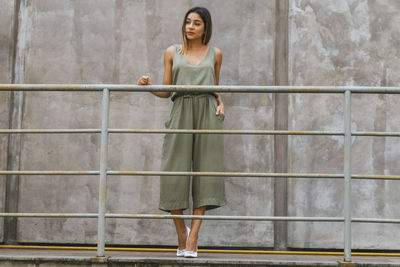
[213,46,223,61]
[165,45,176,55]
[214,46,222,56]
[164,45,178,62]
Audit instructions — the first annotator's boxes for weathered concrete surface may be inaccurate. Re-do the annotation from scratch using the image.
[0,0,15,243]
[288,0,400,249]
[0,0,14,83]
[12,0,276,247]
[2,248,400,266]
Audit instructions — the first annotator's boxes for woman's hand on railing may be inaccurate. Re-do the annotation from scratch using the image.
[137,75,152,85]
[138,75,171,98]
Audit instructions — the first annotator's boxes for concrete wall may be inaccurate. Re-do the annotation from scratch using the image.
[1,0,399,250]
[7,0,275,247]
[288,0,400,249]
[0,0,15,243]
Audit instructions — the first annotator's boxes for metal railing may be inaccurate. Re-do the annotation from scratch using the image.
[1,84,400,262]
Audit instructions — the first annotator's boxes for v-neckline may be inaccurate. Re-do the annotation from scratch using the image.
[182,46,211,67]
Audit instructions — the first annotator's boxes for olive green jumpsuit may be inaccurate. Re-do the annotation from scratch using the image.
[159,45,227,211]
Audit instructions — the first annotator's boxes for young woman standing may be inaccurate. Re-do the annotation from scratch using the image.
[138,7,226,258]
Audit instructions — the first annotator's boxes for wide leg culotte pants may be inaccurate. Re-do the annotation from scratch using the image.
[159,94,227,212]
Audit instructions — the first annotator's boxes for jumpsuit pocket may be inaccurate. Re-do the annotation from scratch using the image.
[164,101,180,128]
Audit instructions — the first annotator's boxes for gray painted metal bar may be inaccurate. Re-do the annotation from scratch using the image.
[3,128,400,137]
[352,218,400,224]
[109,129,343,135]
[0,171,99,175]
[105,214,344,222]
[97,88,110,257]
[1,213,400,224]
[343,90,352,262]
[351,131,400,137]
[0,213,342,221]
[0,129,100,133]
[0,213,98,218]
[1,84,400,94]
[0,129,343,135]
[1,171,399,180]
[351,174,400,180]
[106,171,344,179]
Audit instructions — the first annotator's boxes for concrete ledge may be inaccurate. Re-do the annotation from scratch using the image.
[1,249,400,266]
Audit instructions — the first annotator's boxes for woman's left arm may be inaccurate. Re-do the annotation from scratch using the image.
[214,47,225,117]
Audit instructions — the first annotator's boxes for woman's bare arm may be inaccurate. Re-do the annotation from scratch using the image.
[137,46,174,98]
[152,46,175,98]
[214,47,225,117]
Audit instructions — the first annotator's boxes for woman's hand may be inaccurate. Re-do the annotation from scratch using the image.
[139,74,171,98]
[137,75,152,85]
[216,102,225,118]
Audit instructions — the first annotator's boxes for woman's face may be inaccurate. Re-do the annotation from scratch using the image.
[185,12,205,41]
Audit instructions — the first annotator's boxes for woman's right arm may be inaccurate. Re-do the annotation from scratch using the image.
[150,46,174,98]
[137,46,174,98]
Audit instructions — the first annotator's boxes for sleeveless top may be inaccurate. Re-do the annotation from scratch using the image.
[171,44,218,101]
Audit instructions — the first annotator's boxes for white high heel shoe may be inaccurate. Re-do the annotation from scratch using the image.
[176,225,190,257]
[183,249,198,258]
[183,236,198,258]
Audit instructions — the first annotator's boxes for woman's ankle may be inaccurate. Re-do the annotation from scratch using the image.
[186,235,198,251]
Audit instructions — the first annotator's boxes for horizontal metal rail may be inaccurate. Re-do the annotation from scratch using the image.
[0,213,399,224]
[1,84,400,93]
[2,129,400,137]
[0,129,343,135]
[0,171,99,175]
[0,213,98,218]
[0,129,101,134]
[106,171,343,178]
[0,213,341,221]
[1,171,400,180]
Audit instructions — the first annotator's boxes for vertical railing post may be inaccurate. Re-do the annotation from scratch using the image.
[343,89,352,262]
[97,88,110,257]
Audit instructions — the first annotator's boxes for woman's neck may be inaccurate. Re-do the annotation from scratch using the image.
[188,40,206,50]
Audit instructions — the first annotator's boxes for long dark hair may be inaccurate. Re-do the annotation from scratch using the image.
[180,7,212,54]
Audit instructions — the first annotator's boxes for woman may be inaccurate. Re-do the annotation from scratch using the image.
[138,7,226,258]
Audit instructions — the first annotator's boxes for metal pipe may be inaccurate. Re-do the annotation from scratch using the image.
[0,213,342,221]
[352,218,400,224]
[0,213,98,218]
[105,214,344,221]
[2,128,400,137]
[343,90,352,262]
[352,174,400,180]
[106,171,344,178]
[352,131,400,137]
[1,213,400,224]
[97,88,110,257]
[0,129,343,135]
[1,128,400,137]
[1,170,399,180]
[1,84,400,94]
[0,129,100,134]
[0,171,99,175]
[108,129,343,135]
